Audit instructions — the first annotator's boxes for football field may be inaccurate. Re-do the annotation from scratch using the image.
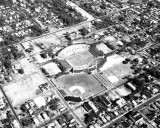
[66,51,94,67]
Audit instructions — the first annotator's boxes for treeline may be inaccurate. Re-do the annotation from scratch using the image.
[43,0,84,26]
[0,0,13,6]
[0,45,24,69]
[81,3,105,17]
[92,17,116,29]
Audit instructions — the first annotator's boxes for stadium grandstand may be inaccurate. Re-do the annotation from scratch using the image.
[57,44,97,71]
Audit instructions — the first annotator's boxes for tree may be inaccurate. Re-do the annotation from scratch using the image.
[6,110,14,120]
[47,48,54,58]
[146,111,155,120]
[7,45,24,60]
[40,53,47,59]
[84,114,92,124]
[0,0,12,6]
[0,17,5,27]
[62,113,73,122]
[154,116,160,126]
[48,99,59,111]
[145,67,160,79]
[18,68,24,74]
[19,13,26,21]
[43,0,83,26]
[64,32,71,41]
[99,2,106,9]
[20,104,27,112]
[3,59,12,69]
[118,16,125,22]
[21,117,33,127]
[49,104,58,110]
[79,27,89,36]
[41,68,49,75]
[29,25,43,36]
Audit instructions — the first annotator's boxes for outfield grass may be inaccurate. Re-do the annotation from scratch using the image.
[56,73,106,99]
[66,51,94,67]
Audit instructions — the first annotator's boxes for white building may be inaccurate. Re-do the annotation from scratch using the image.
[33,96,46,108]
[116,98,126,108]
[88,101,98,113]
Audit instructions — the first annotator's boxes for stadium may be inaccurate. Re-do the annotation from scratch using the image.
[58,44,97,71]
[56,73,106,99]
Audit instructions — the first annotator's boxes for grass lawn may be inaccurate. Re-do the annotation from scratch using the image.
[66,51,94,67]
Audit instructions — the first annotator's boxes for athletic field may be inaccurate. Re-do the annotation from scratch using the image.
[66,51,95,67]
[56,73,106,99]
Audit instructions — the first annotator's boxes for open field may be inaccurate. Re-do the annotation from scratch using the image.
[102,62,133,80]
[11,58,38,81]
[22,34,64,55]
[101,54,133,81]
[4,58,50,106]
[56,73,106,99]
[74,107,87,121]
[66,51,95,67]
[4,73,48,106]
[32,53,52,64]
[92,54,133,90]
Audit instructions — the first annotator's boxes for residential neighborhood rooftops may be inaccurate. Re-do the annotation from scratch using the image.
[1,0,160,128]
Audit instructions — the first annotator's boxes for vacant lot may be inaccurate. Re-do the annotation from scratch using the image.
[4,73,47,106]
[103,62,133,80]
[56,73,106,99]
[101,54,133,82]
[11,58,38,81]
[24,34,64,55]
[74,107,87,121]
[4,58,49,106]
[66,51,94,67]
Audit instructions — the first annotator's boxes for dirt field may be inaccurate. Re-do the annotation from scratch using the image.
[4,58,49,106]
[56,73,106,99]
[101,54,133,82]
[74,107,87,121]
[24,34,64,55]
[4,73,47,106]
[66,51,94,67]
[103,62,133,80]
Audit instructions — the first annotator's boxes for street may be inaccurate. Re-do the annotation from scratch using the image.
[23,50,86,128]
[0,86,24,128]
[104,93,160,128]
